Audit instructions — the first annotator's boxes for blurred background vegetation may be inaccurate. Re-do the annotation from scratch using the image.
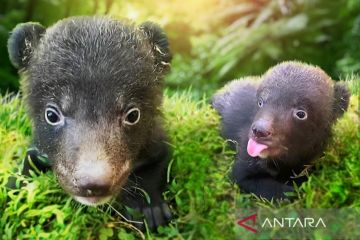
[1,1,359,238]
[1,0,360,97]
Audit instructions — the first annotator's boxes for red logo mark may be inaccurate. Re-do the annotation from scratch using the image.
[237,213,257,233]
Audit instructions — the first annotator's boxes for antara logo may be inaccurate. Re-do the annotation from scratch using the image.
[261,217,326,228]
[237,214,258,233]
[237,214,326,233]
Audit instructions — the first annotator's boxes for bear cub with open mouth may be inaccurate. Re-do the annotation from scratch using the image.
[8,16,172,229]
[212,61,350,200]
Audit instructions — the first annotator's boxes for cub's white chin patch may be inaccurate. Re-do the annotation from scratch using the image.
[258,152,268,159]
[73,195,112,206]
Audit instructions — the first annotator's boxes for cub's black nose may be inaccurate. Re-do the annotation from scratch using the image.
[251,120,272,139]
[77,178,112,196]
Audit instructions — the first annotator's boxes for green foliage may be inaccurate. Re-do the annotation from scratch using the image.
[335,1,360,76]
[165,38,219,99]
[1,0,359,94]
[0,3,24,94]
[0,94,30,170]
[165,0,360,97]
[159,92,236,239]
[0,79,359,239]
[206,0,355,82]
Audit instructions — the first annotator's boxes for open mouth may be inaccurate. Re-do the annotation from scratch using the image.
[73,195,113,206]
[247,138,269,158]
[247,137,286,159]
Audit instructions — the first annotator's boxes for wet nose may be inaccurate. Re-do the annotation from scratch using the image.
[77,177,112,196]
[251,119,272,139]
[75,159,113,196]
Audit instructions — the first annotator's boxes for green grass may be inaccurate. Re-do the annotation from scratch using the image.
[0,81,359,239]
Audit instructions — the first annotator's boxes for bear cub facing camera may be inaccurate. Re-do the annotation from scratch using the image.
[212,61,350,200]
[8,16,172,229]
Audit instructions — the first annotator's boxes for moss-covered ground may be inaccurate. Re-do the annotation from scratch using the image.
[0,78,359,239]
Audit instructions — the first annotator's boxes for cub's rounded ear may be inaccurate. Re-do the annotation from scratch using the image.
[7,22,45,70]
[139,22,172,74]
[333,82,350,120]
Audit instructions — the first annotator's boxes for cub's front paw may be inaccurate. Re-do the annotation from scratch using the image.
[140,202,172,230]
[122,200,172,231]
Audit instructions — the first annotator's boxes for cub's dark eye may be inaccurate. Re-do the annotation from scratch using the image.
[45,105,64,126]
[124,108,140,125]
[294,110,307,120]
[258,98,264,108]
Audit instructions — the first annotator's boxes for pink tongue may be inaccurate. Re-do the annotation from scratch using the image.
[247,138,268,157]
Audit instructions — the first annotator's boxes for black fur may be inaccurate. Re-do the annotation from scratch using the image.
[333,83,351,121]
[7,23,45,69]
[140,21,172,70]
[8,16,172,230]
[212,62,350,200]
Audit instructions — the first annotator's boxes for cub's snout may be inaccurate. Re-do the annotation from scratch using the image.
[71,155,130,206]
[52,123,133,206]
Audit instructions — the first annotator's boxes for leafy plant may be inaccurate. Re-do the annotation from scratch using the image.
[207,0,351,82]
[165,0,360,98]
[335,0,360,76]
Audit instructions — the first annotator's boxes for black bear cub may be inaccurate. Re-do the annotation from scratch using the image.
[212,62,350,200]
[8,16,172,229]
